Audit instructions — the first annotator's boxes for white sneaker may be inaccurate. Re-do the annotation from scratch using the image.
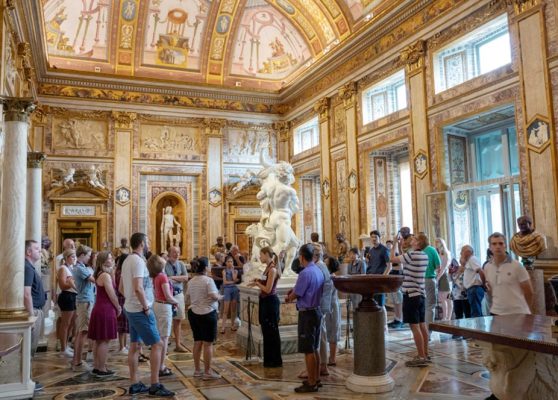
[234,317,241,328]
[119,347,129,355]
[86,351,94,362]
[62,348,74,358]
[71,362,91,372]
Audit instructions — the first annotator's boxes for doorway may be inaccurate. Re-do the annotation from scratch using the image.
[58,220,100,251]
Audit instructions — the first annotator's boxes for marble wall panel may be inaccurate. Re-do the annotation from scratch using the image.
[138,123,203,161]
[223,126,276,163]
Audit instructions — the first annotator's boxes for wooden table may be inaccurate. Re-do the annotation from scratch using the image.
[430,315,558,400]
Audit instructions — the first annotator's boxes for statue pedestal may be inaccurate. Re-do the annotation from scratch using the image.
[528,268,545,315]
[0,318,36,399]
[236,282,299,355]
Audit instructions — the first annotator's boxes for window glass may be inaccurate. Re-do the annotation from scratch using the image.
[293,117,319,155]
[362,70,406,124]
[507,126,519,175]
[475,130,504,181]
[478,33,511,75]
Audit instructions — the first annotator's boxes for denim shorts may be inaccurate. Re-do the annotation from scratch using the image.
[126,309,161,346]
[223,285,239,302]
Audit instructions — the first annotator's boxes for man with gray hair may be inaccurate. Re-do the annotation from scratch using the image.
[460,245,485,317]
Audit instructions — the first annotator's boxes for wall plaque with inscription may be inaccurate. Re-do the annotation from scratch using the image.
[62,205,95,216]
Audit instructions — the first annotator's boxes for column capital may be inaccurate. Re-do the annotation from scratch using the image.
[202,118,226,137]
[510,0,540,15]
[27,152,46,168]
[0,97,36,122]
[313,97,330,120]
[111,111,137,129]
[338,81,357,107]
[400,40,426,75]
[273,121,290,142]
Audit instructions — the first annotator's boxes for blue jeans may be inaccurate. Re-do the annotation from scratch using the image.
[467,286,485,317]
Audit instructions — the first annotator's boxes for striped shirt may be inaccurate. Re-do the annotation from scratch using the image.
[398,250,428,297]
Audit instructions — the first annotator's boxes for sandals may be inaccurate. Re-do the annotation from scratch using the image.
[138,353,149,363]
[158,367,173,377]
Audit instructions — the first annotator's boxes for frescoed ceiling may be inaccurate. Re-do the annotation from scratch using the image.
[36,0,398,92]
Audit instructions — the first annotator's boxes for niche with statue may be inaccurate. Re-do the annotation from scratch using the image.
[149,192,187,258]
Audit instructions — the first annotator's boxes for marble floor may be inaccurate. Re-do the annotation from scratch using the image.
[30,324,492,400]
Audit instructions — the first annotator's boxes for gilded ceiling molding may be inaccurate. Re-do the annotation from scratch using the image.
[509,0,540,15]
[400,40,426,75]
[38,83,280,114]
[202,118,227,137]
[338,81,357,107]
[111,111,137,130]
[27,152,46,169]
[116,0,140,71]
[273,121,291,142]
[0,97,36,122]
[313,97,330,120]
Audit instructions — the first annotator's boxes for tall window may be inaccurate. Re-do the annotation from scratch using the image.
[444,106,520,260]
[293,117,319,155]
[433,14,511,93]
[362,70,407,124]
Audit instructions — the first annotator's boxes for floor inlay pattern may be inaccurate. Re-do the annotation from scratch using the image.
[30,321,491,399]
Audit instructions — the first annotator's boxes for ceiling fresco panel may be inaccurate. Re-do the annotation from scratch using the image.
[142,0,212,71]
[229,2,311,80]
[43,0,113,60]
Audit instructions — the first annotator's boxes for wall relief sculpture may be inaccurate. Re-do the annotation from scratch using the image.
[53,118,108,149]
[140,124,201,154]
[225,127,276,163]
[50,165,106,190]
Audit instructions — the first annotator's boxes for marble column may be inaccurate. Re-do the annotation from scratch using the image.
[111,111,136,250]
[338,82,361,245]
[203,118,226,255]
[401,40,430,232]
[314,97,333,248]
[26,152,46,251]
[0,98,36,320]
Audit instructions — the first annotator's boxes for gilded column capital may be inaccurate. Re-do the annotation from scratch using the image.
[1,97,36,122]
[273,121,291,142]
[509,0,540,15]
[202,118,226,137]
[338,82,357,107]
[27,152,46,169]
[313,97,330,120]
[400,40,426,75]
[31,106,48,125]
[111,111,137,129]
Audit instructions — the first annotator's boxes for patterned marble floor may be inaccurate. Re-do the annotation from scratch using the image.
[31,325,492,399]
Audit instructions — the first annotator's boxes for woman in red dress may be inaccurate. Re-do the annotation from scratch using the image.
[88,251,121,377]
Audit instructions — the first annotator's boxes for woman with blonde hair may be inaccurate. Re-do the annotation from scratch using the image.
[435,238,453,320]
[57,249,78,357]
[88,251,121,377]
[248,246,282,368]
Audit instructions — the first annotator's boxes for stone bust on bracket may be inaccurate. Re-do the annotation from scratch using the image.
[509,215,547,269]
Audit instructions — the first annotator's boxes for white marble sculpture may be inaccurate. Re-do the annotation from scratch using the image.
[238,151,301,283]
[51,167,76,188]
[86,165,105,189]
[160,206,181,253]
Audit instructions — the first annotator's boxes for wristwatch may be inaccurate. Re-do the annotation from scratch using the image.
[142,306,149,314]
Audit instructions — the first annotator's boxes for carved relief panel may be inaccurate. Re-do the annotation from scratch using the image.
[332,102,346,146]
[48,112,111,157]
[224,125,276,163]
[139,123,203,160]
[333,158,349,237]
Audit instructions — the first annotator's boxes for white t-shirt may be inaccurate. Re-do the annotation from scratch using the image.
[484,258,531,315]
[186,275,218,315]
[463,256,483,289]
[122,253,154,313]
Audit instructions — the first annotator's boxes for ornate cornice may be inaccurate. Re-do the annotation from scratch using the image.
[27,151,46,168]
[400,40,426,75]
[0,97,36,122]
[338,81,357,107]
[111,111,137,130]
[273,121,291,142]
[313,97,330,120]
[202,118,227,137]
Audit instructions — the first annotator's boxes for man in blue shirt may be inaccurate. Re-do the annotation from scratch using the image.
[286,244,324,393]
[72,245,95,372]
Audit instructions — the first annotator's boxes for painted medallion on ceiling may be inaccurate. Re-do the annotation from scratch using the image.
[230,1,312,80]
[142,0,212,71]
[43,0,112,60]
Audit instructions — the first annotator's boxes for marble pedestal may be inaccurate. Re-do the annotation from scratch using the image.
[236,282,298,356]
[0,318,36,399]
[347,303,394,393]
[528,269,545,315]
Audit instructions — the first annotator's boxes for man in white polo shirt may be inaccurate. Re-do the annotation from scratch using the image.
[484,232,533,316]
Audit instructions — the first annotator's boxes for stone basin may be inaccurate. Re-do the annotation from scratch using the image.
[332,274,403,311]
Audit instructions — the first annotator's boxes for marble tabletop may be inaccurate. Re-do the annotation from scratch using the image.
[430,314,558,355]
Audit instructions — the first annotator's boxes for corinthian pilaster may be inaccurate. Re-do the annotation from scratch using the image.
[0,97,36,320]
[273,121,290,161]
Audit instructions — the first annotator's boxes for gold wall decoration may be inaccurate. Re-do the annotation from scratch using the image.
[273,121,291,142]
[313,97,329,119]
[525,115,551,153]
[338,81,357,106]
[111,111,137,130]
[332,102,346,145]
[511,0,541,15]
[321,178,330,199]
[413,149,428,179]
[202,118,226,137]
[140,124,201,155]
[52,117,108,150]
[400,40,426,74]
